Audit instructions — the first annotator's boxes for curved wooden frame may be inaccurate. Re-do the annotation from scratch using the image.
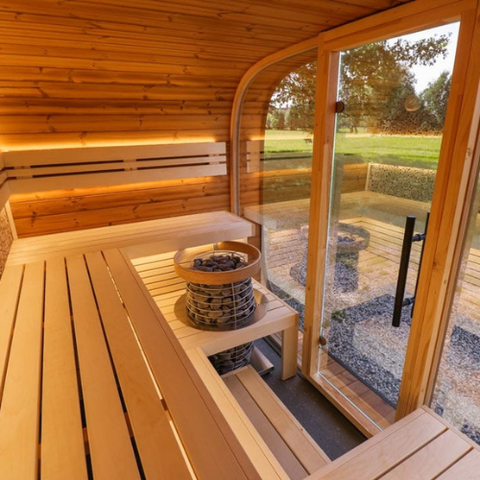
[229,37,318,214]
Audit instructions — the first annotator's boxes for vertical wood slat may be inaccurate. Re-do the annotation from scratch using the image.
[380,430,472,480]
[223,374,308,480]
[84,250,192,480]
[0,262,44,480]
[66,254,141,480]
[0,264,23,401]
[436,450,480,480]
[41,257,88,480]
[103,247,259,480]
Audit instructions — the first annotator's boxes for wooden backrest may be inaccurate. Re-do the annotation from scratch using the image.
[3,141,227,194]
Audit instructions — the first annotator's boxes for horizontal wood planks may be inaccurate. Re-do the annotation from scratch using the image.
[6,210,255,264]
[0,246,268,478]
[309,407,480,480]
[9,175,231,237]
[0,0,409,150]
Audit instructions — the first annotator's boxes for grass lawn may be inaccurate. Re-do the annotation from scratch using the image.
[264,129,442,169]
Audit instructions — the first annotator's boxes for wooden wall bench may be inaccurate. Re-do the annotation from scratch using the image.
[6,210,253,266]
[0,249,270,479]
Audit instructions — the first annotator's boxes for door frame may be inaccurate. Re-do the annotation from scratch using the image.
[302,0,480,435]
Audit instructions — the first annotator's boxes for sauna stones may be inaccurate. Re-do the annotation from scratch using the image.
[185,252,256,330]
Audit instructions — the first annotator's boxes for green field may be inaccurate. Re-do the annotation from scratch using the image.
[264,129,442,169]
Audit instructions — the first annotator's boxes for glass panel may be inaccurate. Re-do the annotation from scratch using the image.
[318,23,459,428]
[431,174,480,445]
[240,52,317,351]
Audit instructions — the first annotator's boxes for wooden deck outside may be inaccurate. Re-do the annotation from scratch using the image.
[256,205,480,433]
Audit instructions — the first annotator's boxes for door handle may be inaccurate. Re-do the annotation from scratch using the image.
[392,213,430,327]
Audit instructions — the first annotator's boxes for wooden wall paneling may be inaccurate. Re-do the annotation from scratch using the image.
[0,0,412,151]
[12,193,231,237]
[0,1,416,235]
[10,176,230,237]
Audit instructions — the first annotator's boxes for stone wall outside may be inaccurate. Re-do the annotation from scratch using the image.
[0,207,14,277]
[367,163,436,203]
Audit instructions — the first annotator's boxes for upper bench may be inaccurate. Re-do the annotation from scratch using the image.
[6,210,254,265]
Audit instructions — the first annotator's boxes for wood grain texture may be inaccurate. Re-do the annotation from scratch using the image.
[0,262,44,480]
[41,257,88,480]
[103,247,258,480]
[0,0,410,150]
[67,254,141,480]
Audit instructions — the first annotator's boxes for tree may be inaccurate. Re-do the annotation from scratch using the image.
[339,35,450,133]
[269,62,316,131]
[421,71,451,129]
[269,33,451,134]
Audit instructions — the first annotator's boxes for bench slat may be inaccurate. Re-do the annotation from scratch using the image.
[188,347,289,480]
[0,264,24,400]
[234,366,330,474]
[0,262,44,479]
[85,251,192,479]
[380,429,472,479]
[42,257,88,480]
[436,450,480,480]
[224,373,308,480]
[103,248,259,480]
[67,255,141,480]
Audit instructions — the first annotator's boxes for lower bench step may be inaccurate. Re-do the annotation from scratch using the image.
[223,365,330,480]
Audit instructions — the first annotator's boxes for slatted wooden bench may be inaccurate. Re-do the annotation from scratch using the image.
[0,249,279,479]
[6,210,254,266]
[0,211,327,479]
[224,365,331,480]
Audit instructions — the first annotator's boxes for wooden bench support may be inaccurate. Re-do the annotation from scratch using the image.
[224,365,331,480]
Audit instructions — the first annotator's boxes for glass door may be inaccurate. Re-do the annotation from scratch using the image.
[317,24,459,429]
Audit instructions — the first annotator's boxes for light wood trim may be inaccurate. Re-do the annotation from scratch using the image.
[84,251,192,479]
[103,248,260,480]
[303,0,480,432]
[187,347,288,480]
[321,0,474,49]
[230,36,318,214]
[224,373,308,480]
[302,38,339,378]
[41,257,88,480]
[0,181,10,212]
[436,450,480,480]
[8,164,226,194]
[0,262,44,480]
[306,408,445,480]
[3,201,17,240]
[0,264,24,402]
[4,141,227,194]
[66,254,141,480]
[2,141,225,166]
[234,365,330,473]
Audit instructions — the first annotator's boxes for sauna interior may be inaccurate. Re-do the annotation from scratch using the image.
[2,0,480,478]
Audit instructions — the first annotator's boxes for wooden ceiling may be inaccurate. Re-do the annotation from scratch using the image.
[0,0,411,150]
